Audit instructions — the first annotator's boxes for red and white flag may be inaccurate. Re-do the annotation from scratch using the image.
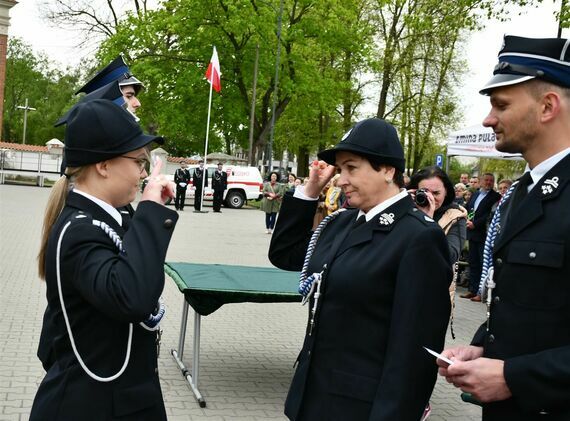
[205,46,221,93]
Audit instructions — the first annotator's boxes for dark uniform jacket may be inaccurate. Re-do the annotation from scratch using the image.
[466,189,501,242]
[212,169,228,192]
[471,154,570,421]
[269,195,452,421]
[192,167,208,189]
[174,168,191,187]
[30,192,178,420]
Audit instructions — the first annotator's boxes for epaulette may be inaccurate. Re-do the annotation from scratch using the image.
[68,210,93,225]
[408,207,436,225]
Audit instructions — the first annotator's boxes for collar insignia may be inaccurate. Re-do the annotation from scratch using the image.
[379,212,395,226]
[424,215,435,222]
[541,176,559,196]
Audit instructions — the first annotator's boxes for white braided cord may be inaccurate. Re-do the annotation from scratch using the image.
[478,182,517,296]
[55,217,165,382]
[299,208,347,297]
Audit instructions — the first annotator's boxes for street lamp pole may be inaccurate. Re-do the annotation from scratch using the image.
[16,98,36,144]
[267,0,284,174]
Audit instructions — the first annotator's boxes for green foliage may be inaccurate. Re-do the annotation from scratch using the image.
[3,38,80,145]
[96,0,377,162]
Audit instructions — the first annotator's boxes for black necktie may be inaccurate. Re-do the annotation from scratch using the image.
[510,172,532,211]
[121,212,131,231]
[353,215,366,229]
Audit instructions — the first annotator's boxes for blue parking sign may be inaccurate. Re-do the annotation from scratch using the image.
[435,154,443,168]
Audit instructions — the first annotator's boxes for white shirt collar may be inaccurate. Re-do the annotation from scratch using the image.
[525,147,570,191]
[357,189,409,222]
[73,189,123,226]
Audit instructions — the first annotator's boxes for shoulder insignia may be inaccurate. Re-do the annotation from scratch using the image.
[69,210,93,224]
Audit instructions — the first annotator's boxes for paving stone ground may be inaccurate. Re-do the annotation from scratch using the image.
[0,184,484,420]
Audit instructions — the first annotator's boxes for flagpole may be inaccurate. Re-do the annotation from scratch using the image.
[199,71,215,212]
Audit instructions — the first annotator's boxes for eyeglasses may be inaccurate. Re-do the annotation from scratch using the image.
[119,155,150,174]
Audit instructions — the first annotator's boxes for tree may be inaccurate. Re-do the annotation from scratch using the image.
[371,0,541,174]
[96,0,375,166]
[3,38,80,145]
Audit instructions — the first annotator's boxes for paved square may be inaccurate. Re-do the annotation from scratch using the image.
[0,184,484,420]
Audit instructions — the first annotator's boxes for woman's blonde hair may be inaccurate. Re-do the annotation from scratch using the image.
[38,167,85,279]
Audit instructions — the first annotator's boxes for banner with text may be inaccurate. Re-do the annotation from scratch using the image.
[446,124,522,159]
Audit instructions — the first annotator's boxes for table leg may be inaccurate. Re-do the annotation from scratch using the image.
[170,297,206,407]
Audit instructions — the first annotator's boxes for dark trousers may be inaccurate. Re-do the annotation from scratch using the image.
[175,187,187,210]
[194,188,203,210]
[213,190,224,211]
[265,212,277,229]
[468,240,484,294]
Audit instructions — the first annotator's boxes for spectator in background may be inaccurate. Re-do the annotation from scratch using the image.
[403,173,411,187]
[324,174,344,216]
[409,167,468,265]
[497,178,513,196]
[260,171,284,234]
[469,176,480,191]
[454,183,467,206]
[461,173,500,302]
[464,188,475,206]
[460,173,469,187]
[294,178,302,188]
[287,173,297,189]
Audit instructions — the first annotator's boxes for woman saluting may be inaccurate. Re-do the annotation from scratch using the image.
[31,99,177,420]
[269,118,452,420]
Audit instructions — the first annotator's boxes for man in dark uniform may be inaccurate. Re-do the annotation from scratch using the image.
[76,56,144,115]
[211,162,228,212]
[57,56,146,226]
[174,160,191,211]
[193,160,208,211]
[439,35,570,420]
[461,172,500,301]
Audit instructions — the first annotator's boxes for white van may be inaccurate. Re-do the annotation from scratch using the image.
[179,164,263,208]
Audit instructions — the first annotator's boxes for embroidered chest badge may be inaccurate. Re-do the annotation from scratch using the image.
[541,176,559,196]
[379,212,395,226]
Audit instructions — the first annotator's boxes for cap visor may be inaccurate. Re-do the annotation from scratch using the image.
[139,133,164,147]
[317,148,337,165]
[479,74,535,95]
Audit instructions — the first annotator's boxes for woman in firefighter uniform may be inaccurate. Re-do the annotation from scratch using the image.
[269,118,452,421]
[30,99,177,420]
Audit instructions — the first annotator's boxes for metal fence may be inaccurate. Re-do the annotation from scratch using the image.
[0,149,62,186]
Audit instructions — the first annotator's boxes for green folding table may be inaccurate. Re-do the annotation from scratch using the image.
[165,262,301,407]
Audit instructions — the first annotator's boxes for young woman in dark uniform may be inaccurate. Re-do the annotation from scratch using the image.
[30,99,177,420]
[269,118,452,421]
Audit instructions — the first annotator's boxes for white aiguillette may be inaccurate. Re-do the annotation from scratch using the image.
[423,346,454,366]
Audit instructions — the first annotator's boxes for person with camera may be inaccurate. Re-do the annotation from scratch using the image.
[408,166,468,265]
[269,118,452,420]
